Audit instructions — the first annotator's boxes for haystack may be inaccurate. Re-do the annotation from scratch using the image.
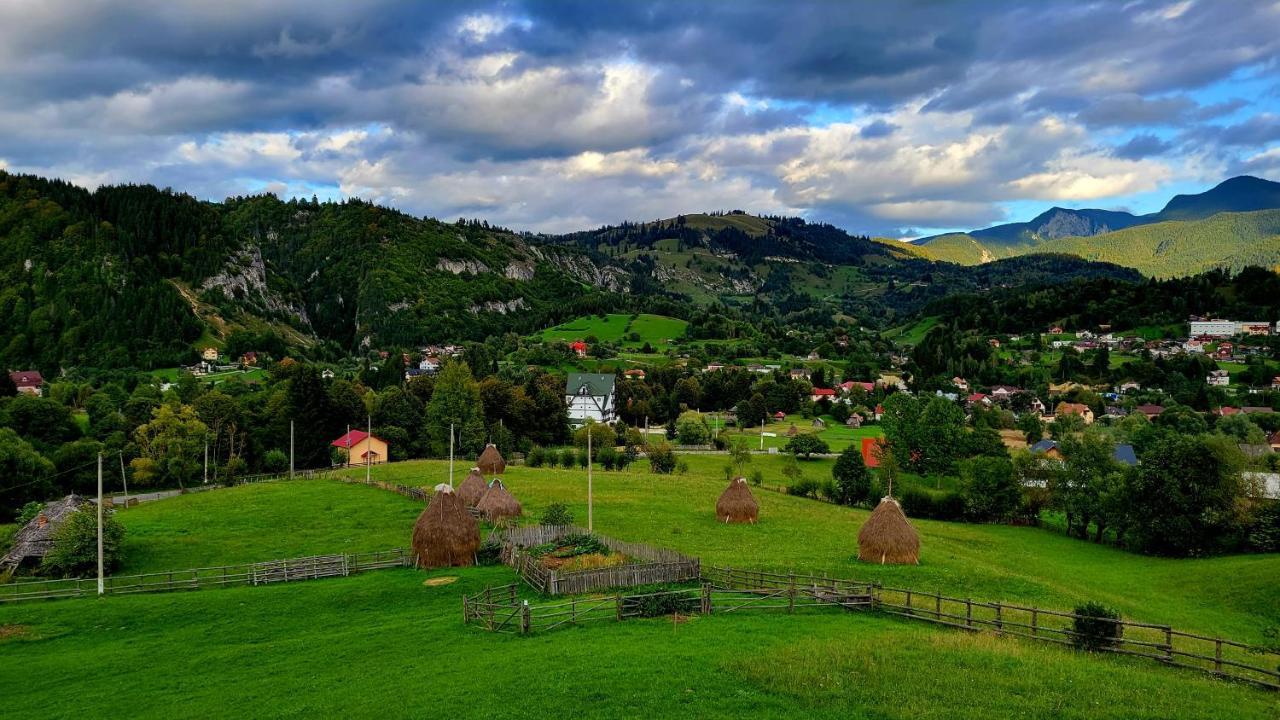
[857,496,920,565]
[715,477,759,524]
[477,443,506,475]
[411,484,481,569]
[786,424,799,437]
[476,478,522,523]
[457,467,488,507]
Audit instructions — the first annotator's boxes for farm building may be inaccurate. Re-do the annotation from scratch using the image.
[0,495,89,572]
[565,373,616,424]
[330,430,388,466]
[1029,439,1062,459]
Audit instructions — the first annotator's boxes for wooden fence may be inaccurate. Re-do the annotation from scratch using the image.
[0,548,413,604]
[492,525,700,595]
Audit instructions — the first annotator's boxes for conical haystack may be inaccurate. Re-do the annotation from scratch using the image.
[716,477,759,524]
[411,484,481,569]
[857,496,920,565]
[457,467,487,507]
[476,478,522,523]
[477,443,506,475]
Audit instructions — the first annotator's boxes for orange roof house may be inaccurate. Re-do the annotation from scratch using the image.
[331,429,388,467]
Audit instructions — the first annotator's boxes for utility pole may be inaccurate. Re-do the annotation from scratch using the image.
[346,424,351,468]
[289,420,294,480]
[760,416,765,451]
[587,426,594,532]
[449,422,455,487]
[365,414,372,485]
[96,453,104,596]
[118,452,128,507]
[203,437,209,484]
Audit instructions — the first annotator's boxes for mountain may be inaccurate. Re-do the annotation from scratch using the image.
[908,175,1280,276]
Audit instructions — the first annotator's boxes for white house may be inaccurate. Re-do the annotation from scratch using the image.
[1207,369,1230,387]
[565,373,616,424]
[1189,319,1237,337]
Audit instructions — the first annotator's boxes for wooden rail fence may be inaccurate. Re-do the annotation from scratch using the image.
[0,548,412,603]
[492,525,700,595]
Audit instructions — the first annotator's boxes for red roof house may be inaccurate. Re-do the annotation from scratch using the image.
[9,370,43,396]
[330,430,388,466]
[569,340,588,357]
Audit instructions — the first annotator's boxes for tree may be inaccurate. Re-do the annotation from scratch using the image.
[1049,413,1085,439]
[40,505,126,578]
[727,437,752,477]
[784,433,829,458]
[0,428,54,521]
[573,421,615,457]
[51,438,105,496]
[961,456,1021,522]
[1053,431,1122,540]
[832,445,872,506]
[131,404,208,488]
[675,411,710,445]
[1017,413,1045,444]
[1,394,80,452]
[647,440,676,474]
[425,361,485,457]
[1216,413,1266,445]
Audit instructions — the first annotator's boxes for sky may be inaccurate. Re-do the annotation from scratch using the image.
[1,0,1279,238]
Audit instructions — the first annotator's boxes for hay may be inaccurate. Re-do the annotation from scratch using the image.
[476,478,522,523]
[457,467,488,507]
[477,443,506,475]
[411,485,481,569]
[857,496,920,565]
[716,477,759,524]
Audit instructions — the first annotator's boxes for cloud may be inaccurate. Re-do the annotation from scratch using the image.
[1112,134,1174,159]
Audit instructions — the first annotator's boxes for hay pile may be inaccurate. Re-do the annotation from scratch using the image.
[476,478,522,523]
[477,443,506,475]
[857,496,920,565]
[715,477,759,524]
[411,484,481,569]
[457,467,487,507]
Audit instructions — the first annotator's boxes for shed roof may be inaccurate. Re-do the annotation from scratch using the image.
[1,495,89,569]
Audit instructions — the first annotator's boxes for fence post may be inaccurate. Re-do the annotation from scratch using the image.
[1031,608,1038,637]
[1214,638,1222,673]
[616,593,623,621]
[463,595,469,625]
[1163,626,1173,663]
[521,601,530,635]
[966,599,972,628]
[935,593,941,621]
[788,572,795,614]
[905,590,912,615]
[994,602,1003,633]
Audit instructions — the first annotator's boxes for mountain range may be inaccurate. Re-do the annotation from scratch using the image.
[905,176,1280,275]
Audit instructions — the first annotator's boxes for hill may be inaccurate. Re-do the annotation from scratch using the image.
[910,175,1280,276]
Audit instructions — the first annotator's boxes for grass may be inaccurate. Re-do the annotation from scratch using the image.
[715,417,883,451]
[539,313,689,349]
[2,461,1278,718]
[149,366,268,385]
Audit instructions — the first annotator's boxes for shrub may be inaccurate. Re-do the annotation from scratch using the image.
[599,446,618,470]
[749,469,764,487]
[526,446,545,468]
[675,411,710,445]
[899,488,966,521]
[559,449,577,468]
[832,446,871,506]
[1071,602,1123,652]
[626,590,696,618]
[818,479,840,503]
[16,501,45,526]
[784,433,830,458]
[577,450,590,468]
[540,502,574,527]
[40,505,126,578]
[262,449,288,474]
[787,478,823,498]
[1246,503,1280,552]
[647,442,676,474]
[676,459,689,474]
[476,538,503,566]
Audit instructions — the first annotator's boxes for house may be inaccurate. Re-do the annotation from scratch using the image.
[1217,406,1240,417]
[1272,376,1280,390]
[812,417,826,429]
[1116,381,1142,394]
[623,368,646,380]
[811,387,837,403]
[1113,444,1138,467]
[952,377,970,392]
[9,370,44,396]
[1049,326,1064,335]
[0,495,91,572]
[1207,369,1230,387]
[1029,397,1047,416]
[1135,404,1165,419]
[1238,322,1272,336]
[240,351,258,367]
[704,363,724,373]
[988,338,1001,348]
[568,340,588,358]
[201,347,219,361]
[1029,439,1062,459]
[790,368,809,380]
[967,392,991,407]
[747,364,768,374]
[806,350,821,361]
[1055,402,1094,425]
[774,411,786,420]
[331,430,388,467]
[320,369,335,380]
[1189,319,1236,337]
[842,380,875,394]
[874,404,884,421]
[989,385,1021,402]
[861,437,885,468]
[565,373,616,424]
[1104,405,1128,419]
[420,356,441,373]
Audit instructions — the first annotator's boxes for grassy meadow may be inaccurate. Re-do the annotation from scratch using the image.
[1,457,1278,718]
[538,312,689,349]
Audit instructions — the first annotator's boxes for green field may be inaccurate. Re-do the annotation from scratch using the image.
[715,416,884,452]
[149,366,268,385]
[539,313,689,349]
[2,460,1278,718]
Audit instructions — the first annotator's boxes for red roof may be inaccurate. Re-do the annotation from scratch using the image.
[1218,407,1240,416]
[812,388,836,396]
[967,392,988,403]
[1135,404,1165,416]
[774,411,786,419]
[861,437,885,468]
[332,430,374,448]
[9,370,43,388]
[569,340,587,351]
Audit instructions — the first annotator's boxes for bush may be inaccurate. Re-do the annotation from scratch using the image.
[1071,602,1123,651]
[540,502,574,526]
[577,450,590,468]
[559,449,577,468]
[648,442,677,474]
[40,505,126,578]
[16,501,45,526]
[676,459,689,474]
[749,469,764,487]
[476,538,503,566]
[899,487,966,521]
[626,590,696,618]
[262,449,288,474]
[787,478,823,498]
[526,446,545,468]
[1247,503,1280,552]
[675,411,710,445]
[784,433,830,458]
[832,446,872,506]
[599,446,619,470]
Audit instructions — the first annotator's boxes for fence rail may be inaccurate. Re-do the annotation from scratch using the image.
[492,525,700,595]
[464,565,1280,691]
[0,548,412,604]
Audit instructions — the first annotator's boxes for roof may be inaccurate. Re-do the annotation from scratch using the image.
[9,370,43,387]
[1112,443,1138,466]
[967,392,988,403]
[861,437,885,468]
[1238,444,1274,459]
[1056,402,1090,415]
[1,495,89,569]
[1135,404,1165,416]
[1243,406,1276,414]
[990,385,1021,394]
[1030,439,1059,454]
[331,429,382,448]
[566,372,615,396]
[812,388,836,396]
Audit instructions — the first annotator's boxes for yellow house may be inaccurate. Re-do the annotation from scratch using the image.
[331,430,388,466]
[201,347,219,361]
